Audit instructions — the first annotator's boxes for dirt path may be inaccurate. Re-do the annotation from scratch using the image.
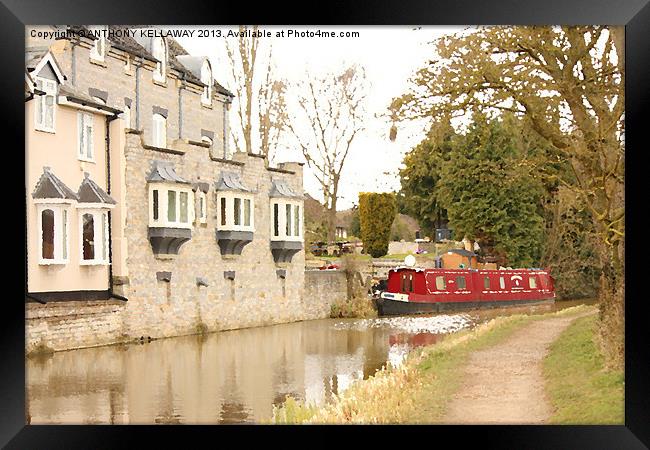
[444,310,596,424]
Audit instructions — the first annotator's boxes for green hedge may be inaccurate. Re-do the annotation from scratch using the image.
[359,192,397,258]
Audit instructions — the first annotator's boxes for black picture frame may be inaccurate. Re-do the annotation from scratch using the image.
[2,0,648,447]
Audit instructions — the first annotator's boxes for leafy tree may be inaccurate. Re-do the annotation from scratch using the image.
[541,187,600,299]
[398,122,453,237]
[392,26,624,367]
[349,206,361,237]
[359,193,397,257]
[436,113,545,268]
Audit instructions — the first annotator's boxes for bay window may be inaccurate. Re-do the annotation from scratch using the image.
[34,77,56,133]
[146,161,193,256]
[79,209,110,265]
[149,185,194,229]
[36,204,70,265]
[271,199,302,241]
[268,179,303,263]
[216,191,255,232]
[214,171,254,256]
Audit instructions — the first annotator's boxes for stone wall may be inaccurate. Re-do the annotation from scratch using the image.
[111,133,301,339]
[303,270,348,319]
[26,268,344,353]
[26,301,127,353]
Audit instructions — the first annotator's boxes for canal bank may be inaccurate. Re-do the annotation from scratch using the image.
[26,269,348,354]
[272,304,611,424]
[26,300,596,424]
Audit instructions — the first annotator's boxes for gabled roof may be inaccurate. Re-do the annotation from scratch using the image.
[27,51,66,85]
[146,160,190,184]
[269,179,302,199]
[215,172,251,192]
[77,173,116,204]
[32,167,79,201]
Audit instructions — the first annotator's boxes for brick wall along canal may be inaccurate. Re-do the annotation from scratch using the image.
[26,299,595,424]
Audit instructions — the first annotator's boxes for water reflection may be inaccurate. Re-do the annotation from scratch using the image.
[26,298,595,424]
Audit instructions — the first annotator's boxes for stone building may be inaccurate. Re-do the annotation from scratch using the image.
[25,26,317,352]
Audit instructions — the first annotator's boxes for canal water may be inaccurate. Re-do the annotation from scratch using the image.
[26,299,595,424]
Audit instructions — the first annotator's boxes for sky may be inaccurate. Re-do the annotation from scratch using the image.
[177,26,466,210]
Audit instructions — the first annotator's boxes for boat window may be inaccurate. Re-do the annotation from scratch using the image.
[401,273,414,293]
[483,276,490,290]
[456,276,466,290]
[529,277,537,289]
[435,276,446,290]
[499,276,505,289]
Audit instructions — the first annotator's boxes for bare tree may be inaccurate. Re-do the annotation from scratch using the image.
[289,65,368,243]
[225,25,288,160]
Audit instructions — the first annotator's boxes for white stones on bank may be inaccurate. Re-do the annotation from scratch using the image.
[333,314,475,334]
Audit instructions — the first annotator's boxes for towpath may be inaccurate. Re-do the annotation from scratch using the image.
[443,309,597,424]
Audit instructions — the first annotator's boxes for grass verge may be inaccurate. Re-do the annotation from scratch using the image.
[272,304,594,424]
[542,314,624,424]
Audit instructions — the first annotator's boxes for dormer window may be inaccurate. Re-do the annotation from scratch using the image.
[152,37,167,83]
[89,26,108,62]
[201,59,212,106]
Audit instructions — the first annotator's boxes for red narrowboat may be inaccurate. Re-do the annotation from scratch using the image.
[376,267,555,316]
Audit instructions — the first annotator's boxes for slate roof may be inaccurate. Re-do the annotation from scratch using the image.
[32,167,79,201]
[215,172,251,192]
[61,25,233,97]
[269,179,302,199]
[59,84,123,114]
[146,160,190,184]
[77,173,116,204]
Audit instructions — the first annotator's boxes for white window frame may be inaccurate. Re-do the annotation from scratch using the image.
[201,60,212,106]
[152,113,167,148]
[122,104,131,129]
[77,112,95,162]
[34,77,57,133]
[149,184,194,229]
[152,37,167,83]
[197,191,208,224]
[216,192,255,232]
[36,203,70,265]
[78,208,110,265]
[270,199,303,242]
[89,26,107,62]
[223,103,229,158]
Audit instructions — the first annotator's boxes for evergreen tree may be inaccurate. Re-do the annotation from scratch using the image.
[436,113,545,268]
